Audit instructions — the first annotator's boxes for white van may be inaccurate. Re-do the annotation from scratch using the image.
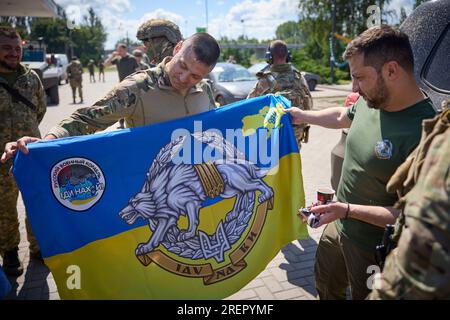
[47,53,69,84]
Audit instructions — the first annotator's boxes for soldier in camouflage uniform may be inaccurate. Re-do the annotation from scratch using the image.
[369,100,450,299]
[2,33,218,157]
[136,19,183,66]
[247,40,313,149]
[67,56,83,104]
[0,27,46,276]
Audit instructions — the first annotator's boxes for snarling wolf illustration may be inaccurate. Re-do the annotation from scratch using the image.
[119,132,274,256]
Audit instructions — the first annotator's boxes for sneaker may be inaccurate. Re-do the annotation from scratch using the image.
[2,248,23,277]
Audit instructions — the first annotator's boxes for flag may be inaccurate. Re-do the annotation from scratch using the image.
[13,95,307,299]
[0,266,11,299]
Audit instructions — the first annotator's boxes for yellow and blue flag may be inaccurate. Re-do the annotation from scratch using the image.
[13,95,307,299]
[0,266,11,299]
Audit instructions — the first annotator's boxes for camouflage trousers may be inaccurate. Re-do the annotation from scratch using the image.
[69,79,83,100]
[0,161,39,256]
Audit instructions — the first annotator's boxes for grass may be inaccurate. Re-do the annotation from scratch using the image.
[82,66,116,73]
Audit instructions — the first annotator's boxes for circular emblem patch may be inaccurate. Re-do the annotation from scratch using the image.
[375,139,393,160]
[51,158,106,211]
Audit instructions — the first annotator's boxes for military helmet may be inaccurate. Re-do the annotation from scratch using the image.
[136,19,182,44]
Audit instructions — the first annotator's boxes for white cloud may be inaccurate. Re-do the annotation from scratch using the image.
[384,0,415,23]
[207,0,299,40]
[55,0,183,49]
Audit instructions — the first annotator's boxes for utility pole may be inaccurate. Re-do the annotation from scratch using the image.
[330,0,336,84]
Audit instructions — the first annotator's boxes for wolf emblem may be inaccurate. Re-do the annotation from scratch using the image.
[119,131,274,257]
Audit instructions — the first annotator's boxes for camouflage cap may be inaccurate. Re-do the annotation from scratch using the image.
[136,19,182,44]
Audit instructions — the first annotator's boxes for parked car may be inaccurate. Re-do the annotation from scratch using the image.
[330,0,450,191]
[248,62,321,91]
[47,53,69,84]
[207,62,257,106]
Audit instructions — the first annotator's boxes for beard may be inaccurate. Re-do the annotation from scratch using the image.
[363,74,390,110]
[0,57,19,71]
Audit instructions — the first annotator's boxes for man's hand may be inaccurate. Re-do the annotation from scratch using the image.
[309,202,348,228]
[285,107,305,125]
[1,136,42,163]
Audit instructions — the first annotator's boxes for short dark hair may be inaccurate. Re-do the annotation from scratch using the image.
[269,40,288,59]
[117,43,127,50]
[185,33,220,67]
[343,24,414,73]
[0,26,21,39]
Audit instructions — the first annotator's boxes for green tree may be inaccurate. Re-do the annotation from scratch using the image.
[0,16,34,38]
[218,35,261,67]
[414,0,429,9]
[399,7,408,25]
[70,7,107,65]
[275,21,305,44]
[294,0,395,83]
[115,37,141,50]
[30,12,70,55]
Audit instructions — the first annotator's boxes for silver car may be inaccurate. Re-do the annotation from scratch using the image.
[207,63,257,106]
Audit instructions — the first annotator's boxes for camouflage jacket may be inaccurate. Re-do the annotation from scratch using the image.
[370,102,450,299]
[247,63,313,145]
[247,63,313,111]
[67,61,83,80]
[0,63,46,150]
[47,57,216,138]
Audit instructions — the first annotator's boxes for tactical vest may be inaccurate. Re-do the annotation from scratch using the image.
[68,62,83,78]
[257,66,312,144]
[387,100,450,243]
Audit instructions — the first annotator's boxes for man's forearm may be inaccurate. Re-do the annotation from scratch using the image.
[348,204,400,227]
[301,107,351,129]
[43,134,57,140]
[104,57,114,68]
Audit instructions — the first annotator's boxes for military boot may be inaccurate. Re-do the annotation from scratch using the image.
[2,247,23,277]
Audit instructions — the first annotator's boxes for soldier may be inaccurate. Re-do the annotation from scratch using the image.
[67,56,83,104]
[132,49,151,71]
[98,59,105,82]
[247,40,313,149]
[369,100,450,299]
[2,32,219,161]
[0,27,46,276]
[87,59,96,83]
[110,19,183,129]
[136,19,183,66]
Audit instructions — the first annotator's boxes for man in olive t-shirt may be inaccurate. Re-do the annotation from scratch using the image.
[105,43,139,82]
[287,25,437,299]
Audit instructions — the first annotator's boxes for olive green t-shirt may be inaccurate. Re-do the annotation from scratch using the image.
[335,96,436,252]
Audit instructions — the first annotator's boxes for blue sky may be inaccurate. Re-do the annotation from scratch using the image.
[54,0,415,50]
